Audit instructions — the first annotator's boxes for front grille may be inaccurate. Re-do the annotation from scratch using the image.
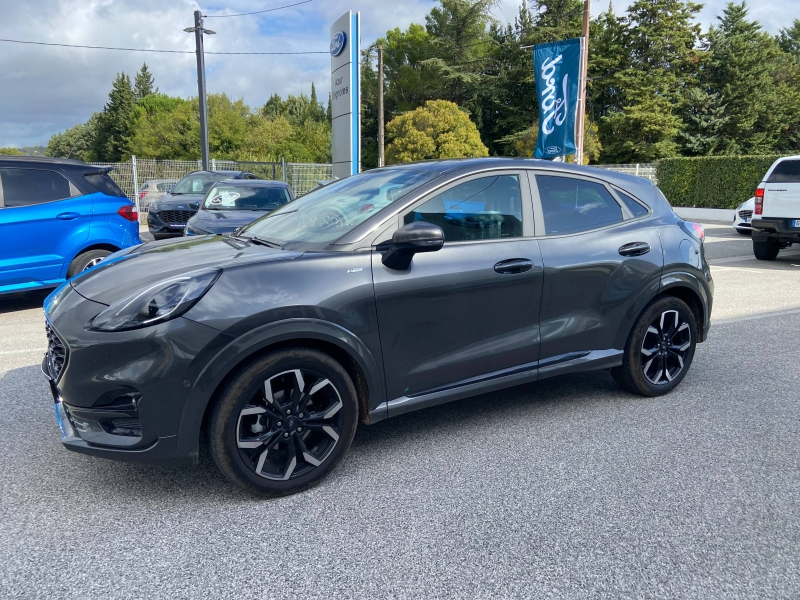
[45,321,68,381]
[739,210,753,219]
[155,210,194,224]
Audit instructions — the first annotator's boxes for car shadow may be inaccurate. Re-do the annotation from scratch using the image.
[0,289,51,315]
[0,361,629,505]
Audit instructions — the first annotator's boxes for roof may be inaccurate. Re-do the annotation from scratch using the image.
[0,155,113,175]
[214,179,289,187]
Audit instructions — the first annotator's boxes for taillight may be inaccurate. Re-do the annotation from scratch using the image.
[138,190,147,201]
[754,186,764,215]
[117,205,138,222]
[679,221,705,243]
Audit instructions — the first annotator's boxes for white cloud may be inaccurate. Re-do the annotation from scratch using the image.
[0,0,796,147]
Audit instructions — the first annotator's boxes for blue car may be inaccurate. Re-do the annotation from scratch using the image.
[0,157,141,296]
[184,180,294,236]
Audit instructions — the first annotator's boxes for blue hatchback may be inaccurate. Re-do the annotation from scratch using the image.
[0,157,141,295]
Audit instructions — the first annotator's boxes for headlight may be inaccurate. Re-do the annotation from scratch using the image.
[88,269,221,332]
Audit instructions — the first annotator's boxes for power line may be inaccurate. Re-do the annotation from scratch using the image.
[0,38,327,55]
[205,0,315,18]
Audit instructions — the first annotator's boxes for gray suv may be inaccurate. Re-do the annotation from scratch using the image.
[43,158,713,497]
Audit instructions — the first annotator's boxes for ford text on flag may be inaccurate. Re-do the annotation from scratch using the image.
[533,38,581,159]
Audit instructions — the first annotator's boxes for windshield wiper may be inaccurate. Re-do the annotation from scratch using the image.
[244,235,282,248]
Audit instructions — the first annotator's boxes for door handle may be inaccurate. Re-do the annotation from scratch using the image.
[618,242,650,257]
[56,212,80,220]
[494,258,533,274]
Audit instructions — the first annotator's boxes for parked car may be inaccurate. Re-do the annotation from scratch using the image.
[147,170,258,239]
[751,156,800,259]
[43,158,713,497]
[137,179,178,212]
[733,197,755,234]
[184,180,294,236]
[0,156,140,296]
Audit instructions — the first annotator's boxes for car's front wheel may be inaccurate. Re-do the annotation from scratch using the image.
[208,348,359,497]
[611,296,697,397]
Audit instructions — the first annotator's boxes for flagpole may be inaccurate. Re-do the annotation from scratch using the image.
[575,0,590,165]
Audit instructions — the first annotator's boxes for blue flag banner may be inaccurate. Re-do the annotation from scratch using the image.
[533,38,581,159]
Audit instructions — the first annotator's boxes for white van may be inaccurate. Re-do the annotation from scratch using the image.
[751,156,800,260]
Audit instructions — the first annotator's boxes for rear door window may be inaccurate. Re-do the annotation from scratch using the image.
[85,172,127,198]
[0,168,73,207]
[767,160,800,183]
[535,175,623,235]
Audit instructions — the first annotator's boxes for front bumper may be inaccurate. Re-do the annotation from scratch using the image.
[147,210,192,237]
[43,283,232,465]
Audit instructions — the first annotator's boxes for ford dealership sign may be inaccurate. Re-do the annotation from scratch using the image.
[330,31,347,56]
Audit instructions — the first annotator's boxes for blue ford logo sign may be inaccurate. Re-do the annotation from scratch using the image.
[330,31,347,56]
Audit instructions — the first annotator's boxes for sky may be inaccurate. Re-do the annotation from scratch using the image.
[0,0,796,149]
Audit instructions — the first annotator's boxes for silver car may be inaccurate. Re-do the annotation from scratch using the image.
[137,179,179,211]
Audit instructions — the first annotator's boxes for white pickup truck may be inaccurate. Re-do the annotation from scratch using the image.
[751,156,800,260]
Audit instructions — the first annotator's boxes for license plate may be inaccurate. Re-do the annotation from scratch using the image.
[793,220,800,228]
[742,217,749,223]
[168,223,186,229]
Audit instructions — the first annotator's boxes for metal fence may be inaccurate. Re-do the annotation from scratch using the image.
[91,157,333,212]
[594,163,658,183]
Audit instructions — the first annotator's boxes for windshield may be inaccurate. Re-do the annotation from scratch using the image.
[239,168,439,245]
[203,185,292,211]
[171,173,230,195]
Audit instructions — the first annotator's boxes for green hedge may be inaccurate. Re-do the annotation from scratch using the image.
[656,155,781,209]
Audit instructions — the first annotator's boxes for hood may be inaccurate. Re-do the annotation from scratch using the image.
[189,208,269,234]
[152,192,205,211]
[70,235,302,305]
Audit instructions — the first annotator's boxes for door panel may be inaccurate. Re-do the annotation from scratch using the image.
[537,221,663,359]
[0,196,92,287]
[372,239,543,400]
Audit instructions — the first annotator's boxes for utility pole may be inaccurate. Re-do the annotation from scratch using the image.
[377,45,385,168]
[185,11,215,171]
[575,0,590,165]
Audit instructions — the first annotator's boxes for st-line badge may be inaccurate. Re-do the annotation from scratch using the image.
[330,31,347,56]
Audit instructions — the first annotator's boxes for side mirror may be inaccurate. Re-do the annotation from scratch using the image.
[381,222,444,270]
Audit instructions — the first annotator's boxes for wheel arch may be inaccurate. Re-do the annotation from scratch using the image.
[659,273,710,342]
[59,241,122,278]
[177,319,386,458]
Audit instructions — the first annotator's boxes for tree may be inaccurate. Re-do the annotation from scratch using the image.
[134,63,157,101]
[706,2,792,154]
[46,113,100,160]
[94,73,136,161]
[385,99,488,163]
[0,147,23,155]
[778,19,800,57]
[678,88,729,155]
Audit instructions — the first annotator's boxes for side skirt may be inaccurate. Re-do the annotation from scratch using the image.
[370,349,623,421]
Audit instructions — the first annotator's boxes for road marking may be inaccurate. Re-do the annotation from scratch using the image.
[714,307,800,326]
[709,251,800,265]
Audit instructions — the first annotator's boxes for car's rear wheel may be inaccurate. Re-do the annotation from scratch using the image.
[610,296,697,397]
[66,249,112,278]
[753,239,780,260]
[208,348,358,497]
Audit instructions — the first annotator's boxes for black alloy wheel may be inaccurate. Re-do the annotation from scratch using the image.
[611,296,697,397]
[209,348,358,496]
[640,309,692,385]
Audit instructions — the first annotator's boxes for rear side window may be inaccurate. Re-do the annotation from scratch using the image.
[616,190,649,217]
[0,168,73,207]
[85,172,127,198]
[535,175,623,235]
[767,160,800,183]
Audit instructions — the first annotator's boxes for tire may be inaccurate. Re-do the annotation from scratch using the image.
[753,239,780,260]
[66,249,112,278]
[610,296,697,397]
[208,348,359,497]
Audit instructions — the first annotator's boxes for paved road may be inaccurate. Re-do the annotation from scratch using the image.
[1,223,798,599]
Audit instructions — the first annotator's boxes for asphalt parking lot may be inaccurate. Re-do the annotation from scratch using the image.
[1,223,798,599]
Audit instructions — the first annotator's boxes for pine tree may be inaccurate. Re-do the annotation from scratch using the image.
[134,63,157,101]
[94,73,136,161]
[706,2,786,154]
[778,19,800,57]
[678,88,729,155]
